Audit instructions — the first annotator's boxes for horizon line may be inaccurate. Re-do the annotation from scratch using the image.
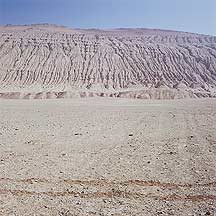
[1,23,215,37]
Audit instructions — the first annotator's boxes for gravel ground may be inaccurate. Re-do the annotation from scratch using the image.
[0,98,216,215]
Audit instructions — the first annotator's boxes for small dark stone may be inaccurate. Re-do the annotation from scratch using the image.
[74,133,82,136]
[205,211,211,215]
[129,134,133,137]
[170,151,173,155]
[147,161,150,164]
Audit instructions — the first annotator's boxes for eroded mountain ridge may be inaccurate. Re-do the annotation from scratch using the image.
[0,24,216,99]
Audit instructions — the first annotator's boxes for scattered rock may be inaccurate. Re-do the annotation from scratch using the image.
[74,133,82,136]
[76,201,81,205]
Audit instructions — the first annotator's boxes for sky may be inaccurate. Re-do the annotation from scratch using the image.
[0,0,215,36]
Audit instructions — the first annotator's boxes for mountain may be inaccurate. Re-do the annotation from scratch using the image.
[0,24,216,99]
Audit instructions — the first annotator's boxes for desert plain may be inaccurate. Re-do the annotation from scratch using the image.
[0,24,216,215]
[0,98,215,216]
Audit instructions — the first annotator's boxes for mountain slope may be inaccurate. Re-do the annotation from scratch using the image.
[0,24,216,99]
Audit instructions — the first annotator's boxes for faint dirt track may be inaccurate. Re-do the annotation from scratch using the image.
[0,178,216,202]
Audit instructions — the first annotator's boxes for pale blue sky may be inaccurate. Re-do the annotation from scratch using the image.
[0,0,215,35]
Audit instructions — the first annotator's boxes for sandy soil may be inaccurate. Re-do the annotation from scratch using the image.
[0,98,216,215]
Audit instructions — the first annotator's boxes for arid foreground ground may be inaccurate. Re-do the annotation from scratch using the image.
[0,98,216,216]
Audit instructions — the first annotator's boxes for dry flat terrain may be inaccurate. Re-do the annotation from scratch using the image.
[0,24,216,99]
[0,98,216,215]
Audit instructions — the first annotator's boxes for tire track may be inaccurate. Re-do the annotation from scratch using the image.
[0,178,215,201]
